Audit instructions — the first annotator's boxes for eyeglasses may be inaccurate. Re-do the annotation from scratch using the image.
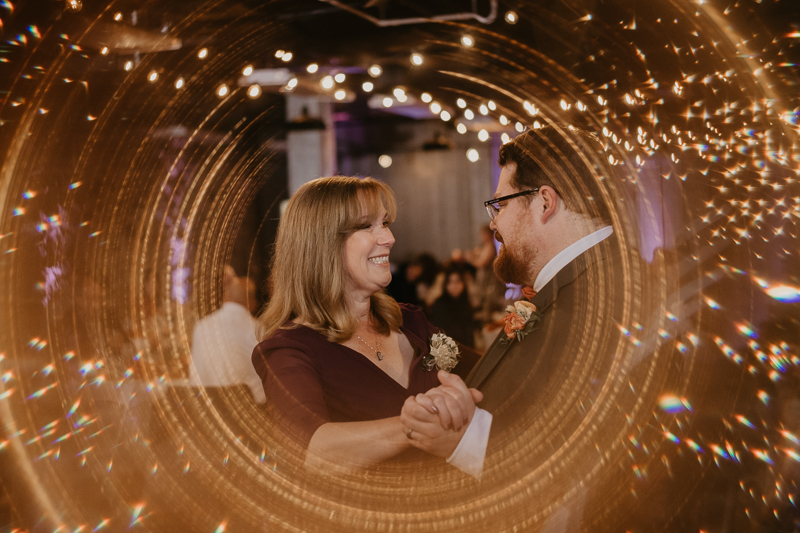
[484,189,539,221]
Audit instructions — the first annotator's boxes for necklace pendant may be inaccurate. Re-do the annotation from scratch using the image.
[376,351,383,361]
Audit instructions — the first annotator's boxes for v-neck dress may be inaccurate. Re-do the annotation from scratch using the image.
[252,303,479,449]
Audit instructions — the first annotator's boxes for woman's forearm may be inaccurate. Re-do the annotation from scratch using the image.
[305,417,410,472]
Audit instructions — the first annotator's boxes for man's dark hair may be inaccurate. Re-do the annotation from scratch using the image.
[498,125,612,225]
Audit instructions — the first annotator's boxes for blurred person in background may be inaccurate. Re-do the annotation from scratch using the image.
[190,265,265,404]
[426,265,478,348]
[467,225,507,323]
[387,259,423,306]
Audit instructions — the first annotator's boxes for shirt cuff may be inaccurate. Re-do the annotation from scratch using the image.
[446,408,492,480]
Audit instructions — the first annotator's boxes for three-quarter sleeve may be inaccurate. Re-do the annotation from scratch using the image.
[252,342,329,449]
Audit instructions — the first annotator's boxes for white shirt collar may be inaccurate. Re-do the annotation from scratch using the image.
[533,226,613,292]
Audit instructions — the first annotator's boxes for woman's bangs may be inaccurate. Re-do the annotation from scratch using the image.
[343,182,395,231]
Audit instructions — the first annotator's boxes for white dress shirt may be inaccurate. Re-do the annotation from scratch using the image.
[189,301,266,404]
[448,226,613,479]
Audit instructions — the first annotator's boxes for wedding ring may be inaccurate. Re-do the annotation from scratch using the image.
[406,428,413,439]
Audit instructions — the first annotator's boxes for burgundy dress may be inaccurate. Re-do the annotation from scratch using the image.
[252,303,479,449]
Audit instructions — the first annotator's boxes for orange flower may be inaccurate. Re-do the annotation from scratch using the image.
[521,286,537,300]
[503,312,526,339]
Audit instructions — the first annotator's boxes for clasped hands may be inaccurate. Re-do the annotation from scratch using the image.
[400,370,483,458]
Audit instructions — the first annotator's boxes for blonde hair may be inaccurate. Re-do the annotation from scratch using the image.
[257,176,402,343]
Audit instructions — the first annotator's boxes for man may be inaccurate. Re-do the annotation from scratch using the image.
[401,125,636,484]
[190,265,266,404]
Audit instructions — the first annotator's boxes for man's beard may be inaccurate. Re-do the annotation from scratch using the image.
[493,234,536,286]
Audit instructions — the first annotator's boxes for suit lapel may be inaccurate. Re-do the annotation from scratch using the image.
[466,237,615,389]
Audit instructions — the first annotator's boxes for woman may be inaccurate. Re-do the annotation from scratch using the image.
[252,176,480,472]
[427,266,478,348]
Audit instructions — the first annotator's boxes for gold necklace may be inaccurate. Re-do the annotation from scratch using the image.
[355,334,383,361]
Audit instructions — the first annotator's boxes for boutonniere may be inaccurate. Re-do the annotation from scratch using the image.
[421,333,460,372]
[500,299,542,345]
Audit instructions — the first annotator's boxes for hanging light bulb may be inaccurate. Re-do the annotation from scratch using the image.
[247,85,261,98]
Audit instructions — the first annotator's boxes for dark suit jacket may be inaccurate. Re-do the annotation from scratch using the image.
[465,234,631,492]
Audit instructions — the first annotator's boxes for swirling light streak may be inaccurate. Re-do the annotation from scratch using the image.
[0,0,797,530]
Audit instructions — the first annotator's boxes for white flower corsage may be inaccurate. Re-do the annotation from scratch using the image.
[421,333,461,372]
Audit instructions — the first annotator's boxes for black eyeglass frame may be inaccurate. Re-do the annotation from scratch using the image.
[484,188,539,220]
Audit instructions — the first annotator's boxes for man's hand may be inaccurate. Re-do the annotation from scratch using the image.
[399,371,484,458]
[418,371,483,430]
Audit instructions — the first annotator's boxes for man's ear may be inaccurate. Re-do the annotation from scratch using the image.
[539,186,560,224]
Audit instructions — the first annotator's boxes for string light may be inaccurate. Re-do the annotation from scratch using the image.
[197,48,208,59]
[461,35,475,47]
[368,65,382,77]
[307,63,318,73]
[242,65,253,76]
[247,85,261,98]
[217,84,228,97]
[362,81,374,92]
[410,53,423,66]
